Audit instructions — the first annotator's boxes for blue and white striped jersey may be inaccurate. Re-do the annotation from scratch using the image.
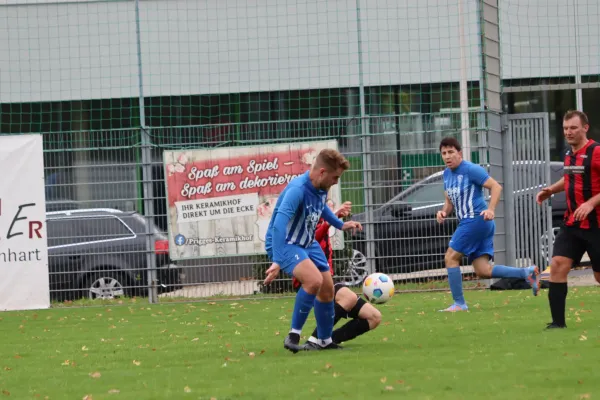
[443,161,490,221]
[265,171,343,263]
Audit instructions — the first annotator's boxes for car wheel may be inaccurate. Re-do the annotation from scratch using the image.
[341,248,374,287]
[85,272,127,300]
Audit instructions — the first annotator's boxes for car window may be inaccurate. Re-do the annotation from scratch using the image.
[401,181,445,204]
[46,218,86,247]
[80,216,135,242]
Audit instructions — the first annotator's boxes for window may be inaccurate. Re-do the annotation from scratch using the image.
[400,182,445,205]
[582,88,600,143]
[46,219,86,247]
[80,217,135,242]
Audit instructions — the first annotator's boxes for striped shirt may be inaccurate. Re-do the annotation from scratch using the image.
[563,139,600,229]
[443,161,490,221]
[265,171,343,263]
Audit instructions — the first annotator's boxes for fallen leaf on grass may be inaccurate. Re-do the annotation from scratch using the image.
[184,386,191,393]
[89,372,101,379]
[580,394,590,399]
[191,338,199,342]
[380,377,387,383]
[325,363,332,370]
[108,389,120,395]
[82,396,92,400]
[384,386,394,391]
[4,367,11,371]
[275,331,280,336]
[580,335,588,341]
[248,352,255,358]
[2,390,10,396]
[396,380,405,384]
[333,372,341,378]
[133,360,141,366]
[81,346,88,351]
[62,360,71,366]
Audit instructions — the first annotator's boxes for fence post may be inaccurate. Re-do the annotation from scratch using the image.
[135,0,158,303]
[502,115,517,267]
[356,0,376,275]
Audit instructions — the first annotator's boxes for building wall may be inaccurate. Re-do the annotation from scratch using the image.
[2,0,483,103]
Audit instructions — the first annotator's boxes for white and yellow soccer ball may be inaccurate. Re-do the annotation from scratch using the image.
[362,272,395,304]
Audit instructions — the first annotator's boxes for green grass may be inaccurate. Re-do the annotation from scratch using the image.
[1,287,600,399]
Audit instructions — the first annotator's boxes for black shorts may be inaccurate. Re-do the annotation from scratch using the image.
[552,226,600,272]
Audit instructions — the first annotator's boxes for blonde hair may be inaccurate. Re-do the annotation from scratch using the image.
[315,148,350,171]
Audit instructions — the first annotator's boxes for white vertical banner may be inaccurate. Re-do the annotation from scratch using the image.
[0,134,50,311]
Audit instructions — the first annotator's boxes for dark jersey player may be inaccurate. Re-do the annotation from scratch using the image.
[537,110,600,329]
[292,201,382,348]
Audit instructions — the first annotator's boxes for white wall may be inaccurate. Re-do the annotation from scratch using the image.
[500,0,600,79]
[0,0,598,104]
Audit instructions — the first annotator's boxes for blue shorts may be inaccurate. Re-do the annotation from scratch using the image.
[266,240,330,276]
[449,216,495,264]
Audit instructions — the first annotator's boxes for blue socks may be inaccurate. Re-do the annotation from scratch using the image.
[290,288,316,331]
[491,265,529,279]
[314,299,335,340]
[447,267,466,306]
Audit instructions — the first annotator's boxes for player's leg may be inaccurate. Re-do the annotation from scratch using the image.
[584,230,600,285]
[440,237,468,312]
[470,221,540,295]
[279,246,323,352]
[303,241,342,350]
[307,283,348,343]
[545,228,585,329]
[331,287,382,344]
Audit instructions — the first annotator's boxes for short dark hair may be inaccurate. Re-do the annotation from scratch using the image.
[563,110,589,126]
[439,137,462,152]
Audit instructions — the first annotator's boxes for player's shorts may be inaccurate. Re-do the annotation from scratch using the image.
[552,226,600,272]
[266,240,330,276]
[449,216,495,264]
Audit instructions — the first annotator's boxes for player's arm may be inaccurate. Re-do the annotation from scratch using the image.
[482,176,502,213]
[321,205,344,230]
[271,187,304,264]
[441,192,453,215]
[547,177,565,195]
[573,149,600,221]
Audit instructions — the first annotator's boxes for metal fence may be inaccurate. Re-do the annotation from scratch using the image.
[40,111,493,303]
[0,0,517,304]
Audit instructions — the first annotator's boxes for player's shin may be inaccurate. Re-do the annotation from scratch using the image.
[290,287,317,334]
[314,299,335,345]
[447,267,466,306]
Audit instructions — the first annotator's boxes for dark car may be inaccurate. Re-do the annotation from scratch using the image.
[346,161,565,282]
[46,208,182,301]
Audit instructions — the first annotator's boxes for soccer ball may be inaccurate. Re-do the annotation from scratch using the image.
[362,273,395,304]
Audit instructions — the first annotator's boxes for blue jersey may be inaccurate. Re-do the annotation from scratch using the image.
[443,161,490,221]
[265,171,343,264]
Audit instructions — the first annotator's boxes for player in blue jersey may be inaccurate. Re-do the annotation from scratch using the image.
[436,137,540,312]
[263,149,363,352]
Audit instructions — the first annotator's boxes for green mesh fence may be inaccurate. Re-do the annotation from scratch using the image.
[0,0,508,300]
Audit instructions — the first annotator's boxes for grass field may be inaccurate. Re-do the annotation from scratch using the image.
[1,287,599,400]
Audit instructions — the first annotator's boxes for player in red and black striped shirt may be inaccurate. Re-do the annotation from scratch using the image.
[537,110,600,329]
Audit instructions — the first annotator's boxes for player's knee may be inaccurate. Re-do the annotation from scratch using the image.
[335,287,358,311]
[550,257,571,280]
[303,273,323,295]
[444,251,460,267]
[367,308,382,330]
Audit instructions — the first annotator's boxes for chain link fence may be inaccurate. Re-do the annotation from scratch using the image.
[1,0,505,304]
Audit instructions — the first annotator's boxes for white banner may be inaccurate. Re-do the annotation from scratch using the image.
[164,140,344,260]
[0,134,50,311]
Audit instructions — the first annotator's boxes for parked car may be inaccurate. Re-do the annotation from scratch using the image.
[345,161,566,284]
[46,208,183,301]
